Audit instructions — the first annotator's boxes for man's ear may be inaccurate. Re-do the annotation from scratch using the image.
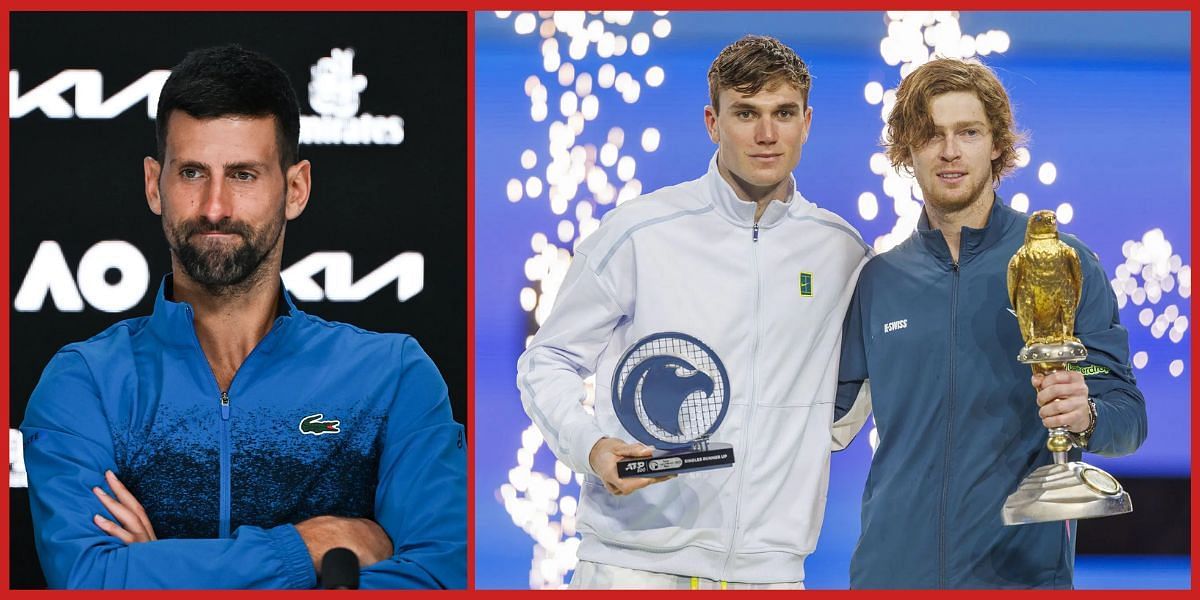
[704,105,720,144]
[284,160,312,220]
[144,156,163,216]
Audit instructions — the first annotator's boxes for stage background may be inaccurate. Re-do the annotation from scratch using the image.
[8,12,466,589]
[474,11,1191,589]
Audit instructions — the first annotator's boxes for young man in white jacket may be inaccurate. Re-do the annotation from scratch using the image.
[517,35,871,589]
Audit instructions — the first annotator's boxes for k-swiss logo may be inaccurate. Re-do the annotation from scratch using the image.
[883,319,908,333]
[299,414,341,436]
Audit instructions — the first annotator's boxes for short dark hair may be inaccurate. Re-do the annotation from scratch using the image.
[155,44,301,171]
[708,35,811,113]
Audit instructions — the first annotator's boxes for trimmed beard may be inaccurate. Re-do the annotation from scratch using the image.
[166,208,284,296]
[921,171,994,217]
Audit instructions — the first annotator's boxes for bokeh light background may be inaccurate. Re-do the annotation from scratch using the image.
[475,11,1190,589]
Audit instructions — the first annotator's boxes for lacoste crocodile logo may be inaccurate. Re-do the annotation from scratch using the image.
[299,414,341,436]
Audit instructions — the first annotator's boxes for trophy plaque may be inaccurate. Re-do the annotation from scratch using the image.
[1001,210,1132,525]
[612,332,734,478]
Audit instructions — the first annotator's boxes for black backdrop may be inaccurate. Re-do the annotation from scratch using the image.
[8,12,466,588]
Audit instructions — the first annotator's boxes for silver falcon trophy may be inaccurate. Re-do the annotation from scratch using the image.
[612,332,734,478]
[1002,210,1132,525]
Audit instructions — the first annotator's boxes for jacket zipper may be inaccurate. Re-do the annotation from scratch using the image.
[219,391,231,538]
[940,262,960,588]
[183,305,280,539]
[722,222,762,578]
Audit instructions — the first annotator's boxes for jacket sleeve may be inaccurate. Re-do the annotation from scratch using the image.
[358,336,466,589]
[1073,249,1148,457]
[832,265,872,451]
[21,350,316,589]
[516,244,631,477]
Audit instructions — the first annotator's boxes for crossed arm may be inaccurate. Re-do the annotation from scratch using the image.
[23,341,465,589]
[90,469,392,572]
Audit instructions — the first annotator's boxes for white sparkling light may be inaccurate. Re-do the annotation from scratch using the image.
[557,63,575,87]
[581,95,599,120]
[559,91,578,117]
[1138,308,1154,326]
[597,32,615,58]
[1038,162,1057,185]
[614,71,633,93]
[991,30,1011,52]
[1170,360,1185,377]
[557,220,575,243]
[568,37,588,61]
[599,143,618,167]
[1010,193,1029,213]
[631,32,650,56]
[645,66,665,87]
[575,73,593,97]
[613,35,628,56]
[869,152,890,175]
[560,495,578,517]
[976,32,993,55]
[1055,203,1073,224]
[858,192,879,220]
[526,176,544,198]
[586,18,604,42]
[575,201,593,221]
[622,80,641,103]
[641,127,661,152]
[507,179,523,202]
[515,13,537,35]
[520,287,536,311]
[1132,351,1148,369]
[607,127,624,148]
[864,81,884,105]
[652,18,672,38]
[617,156,636,181]
[1015,147,1031,168]
[586,166,608,195]
[531,232,547,252]
[598,64,616,88]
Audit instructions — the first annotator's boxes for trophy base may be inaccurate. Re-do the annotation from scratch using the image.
[617,443,734,478]
[1002,461,1132,525]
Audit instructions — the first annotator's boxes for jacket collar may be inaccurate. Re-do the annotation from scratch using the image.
[149,274,300,353]
[704,152,795,229]
[915,193,1017,265]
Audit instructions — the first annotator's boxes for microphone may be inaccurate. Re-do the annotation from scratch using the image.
[321,547,360,590]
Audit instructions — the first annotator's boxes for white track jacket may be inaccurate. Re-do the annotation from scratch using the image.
[517,156,871,583]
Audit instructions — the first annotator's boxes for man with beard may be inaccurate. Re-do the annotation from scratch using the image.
[835,58,1145,588]
[20,45,465,589]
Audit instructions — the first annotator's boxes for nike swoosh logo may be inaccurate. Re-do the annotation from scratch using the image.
[1006,308,1017,318]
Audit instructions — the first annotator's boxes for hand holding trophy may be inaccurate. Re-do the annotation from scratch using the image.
[1001,210,1133,525]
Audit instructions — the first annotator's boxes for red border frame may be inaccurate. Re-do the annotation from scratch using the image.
[2,3,1196,595]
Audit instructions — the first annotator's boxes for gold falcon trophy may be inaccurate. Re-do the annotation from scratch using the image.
[1001,210,1132,526]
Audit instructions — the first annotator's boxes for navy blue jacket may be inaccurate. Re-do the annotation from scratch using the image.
[21,277,466,589]
[836,198,1146,589]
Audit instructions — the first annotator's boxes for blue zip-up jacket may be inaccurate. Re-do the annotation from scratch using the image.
[836,198,1146,589]
[20,277,466,589]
